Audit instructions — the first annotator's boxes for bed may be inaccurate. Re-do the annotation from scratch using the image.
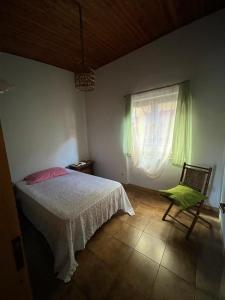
[15,169,134,282]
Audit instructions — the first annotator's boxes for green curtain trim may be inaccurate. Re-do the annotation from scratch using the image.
[171,81,192,167]
[123,94,132,156]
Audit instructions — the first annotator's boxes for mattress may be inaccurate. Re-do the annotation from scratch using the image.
[15,170,134,282]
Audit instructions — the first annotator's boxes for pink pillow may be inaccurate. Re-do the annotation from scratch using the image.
[24,167,68,185]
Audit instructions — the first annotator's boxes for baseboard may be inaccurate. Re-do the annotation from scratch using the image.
[203,204,219,214]
[123,183,159,194]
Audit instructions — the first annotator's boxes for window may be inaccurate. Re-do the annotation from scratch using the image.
[131,85,179,178]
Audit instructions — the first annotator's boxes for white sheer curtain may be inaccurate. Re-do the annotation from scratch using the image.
[131,85,179,178]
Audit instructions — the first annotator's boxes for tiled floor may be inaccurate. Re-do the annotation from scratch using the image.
[22,185,225,300]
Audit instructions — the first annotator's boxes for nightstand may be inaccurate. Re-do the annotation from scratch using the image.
[67,160,94,175]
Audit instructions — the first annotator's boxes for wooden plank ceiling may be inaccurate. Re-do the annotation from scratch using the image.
[1,0,225,72]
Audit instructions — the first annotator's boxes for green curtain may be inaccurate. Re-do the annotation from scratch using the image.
[171,81,192,166]
[123,94,132,156]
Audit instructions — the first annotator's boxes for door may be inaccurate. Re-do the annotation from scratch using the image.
[0,124,32,299]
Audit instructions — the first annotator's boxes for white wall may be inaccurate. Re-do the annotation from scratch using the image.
[86,9,225,207]
[0,53,89,182]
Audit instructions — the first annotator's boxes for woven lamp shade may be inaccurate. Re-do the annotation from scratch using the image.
[74,3,95,92]
[75,67,95,91]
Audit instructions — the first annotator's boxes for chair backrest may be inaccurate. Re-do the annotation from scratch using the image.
[179,162,212,195]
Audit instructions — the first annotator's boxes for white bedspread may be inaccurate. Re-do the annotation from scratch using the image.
[15,170,134,282]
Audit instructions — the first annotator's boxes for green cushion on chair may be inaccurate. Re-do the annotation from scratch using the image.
[160,184,207,210]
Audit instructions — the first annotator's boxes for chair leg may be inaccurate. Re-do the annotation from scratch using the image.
[185,209,212,228]
[185,213,199,239]
[162,201,174,221]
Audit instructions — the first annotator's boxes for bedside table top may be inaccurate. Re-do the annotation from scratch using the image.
[67,160,94,171]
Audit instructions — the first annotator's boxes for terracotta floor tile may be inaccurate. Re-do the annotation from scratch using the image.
[129,198,139,209]
[151,266,195,300]
[141,196,170,210]
[144,218,172,241]
[196,226,222,298]
[114,222,142,248]
[47,281,71,300]
[195,289,217,300]
[195,219,221,244]
[63,284,87,300]
[135,203,156,217]
[169,209,194,227]
[135,232,165,264]
[166,225,198,256]
[161,245,196,283]
[102,216,123,235]
[107,279,148,300]
[125,212,149,230]
[118,250,159,298]
[88,234,133,273]
[22,185,224,300]
[74,249,115,300]
[152,207,167,219]
[112,210,130,222]
[136,204,165,220]
[86,228,111,248]
[196,244,224,298]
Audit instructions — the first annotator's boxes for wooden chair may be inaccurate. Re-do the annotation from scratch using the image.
[162,162,212,239]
